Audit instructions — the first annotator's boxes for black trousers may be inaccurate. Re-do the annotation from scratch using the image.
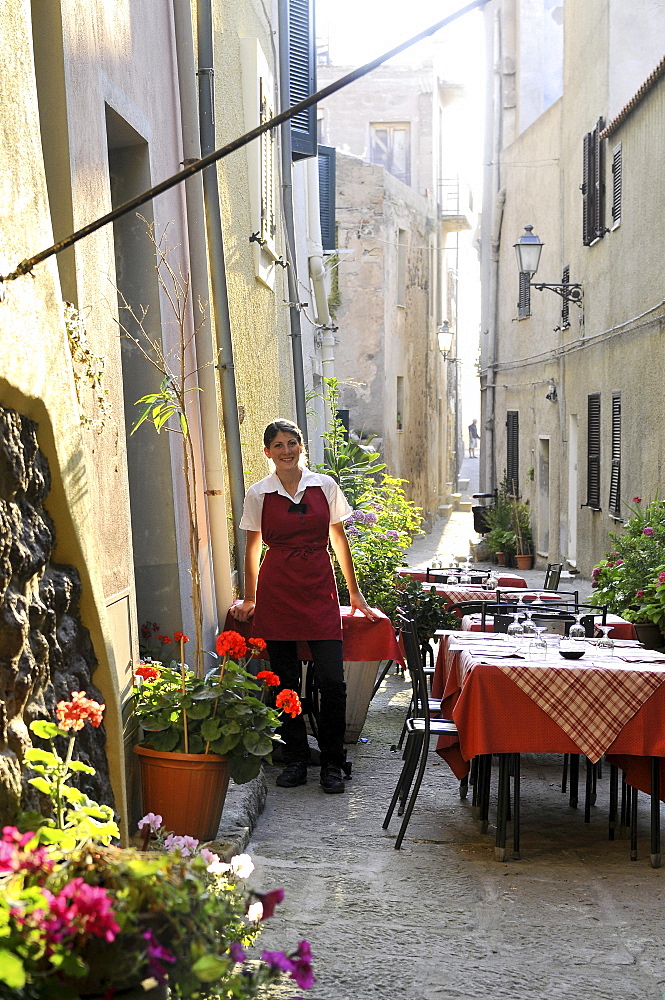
[266,639,346,767]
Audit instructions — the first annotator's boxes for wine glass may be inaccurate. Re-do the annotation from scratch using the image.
[529,624,548,659]
[568,612,586,639]
[485,569,498,591]
[596,625,615,655]
[459,563,472,584]
[521,604,538,638]
[446,570,458,584]
[507,611,524,641]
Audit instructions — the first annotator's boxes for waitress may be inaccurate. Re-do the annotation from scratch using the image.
[231,418,377,794]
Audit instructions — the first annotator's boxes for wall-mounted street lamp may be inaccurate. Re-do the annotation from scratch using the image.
[513,225,583,306]
[437,320,456,359]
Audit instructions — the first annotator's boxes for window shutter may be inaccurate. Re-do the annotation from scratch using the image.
[611,143,622,227]
[506,411,519,495]
[587,394,601,509]
[608,393,621,517]
[517,271,531,319]
[561,264,570,328]
[288,0,317,160]
[318,145,336,253]
[260,79,276,248]
[593,117,605,239]
[582,131,593,245]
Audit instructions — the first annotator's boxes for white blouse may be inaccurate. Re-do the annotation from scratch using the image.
[239,469,352,532]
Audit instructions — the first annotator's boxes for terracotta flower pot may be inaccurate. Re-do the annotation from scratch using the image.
[632,622,664,650]
[515,554,534,570]
[134,745,230,840]
[495,551,505,566]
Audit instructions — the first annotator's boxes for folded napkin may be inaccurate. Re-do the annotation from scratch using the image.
[616,650,665,663]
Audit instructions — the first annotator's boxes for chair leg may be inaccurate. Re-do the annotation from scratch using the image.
[561,753,569,793]
[383,732,417,829]
[395,734,432,850]
[495,754,510,861]
[630,785,639,861]
[397,734,422,816]
[512,754,521,860]
[584,757,593,823]
[471,757,480,816]
[478,754,492,834]
[620,771,628,828]
[651,757,661,869]
[609,764,618,841]
[459,775,469,799]
[569,754,580,808]
[371,659,394,700]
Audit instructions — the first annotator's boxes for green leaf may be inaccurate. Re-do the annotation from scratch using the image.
[191,953,229,982]
[229,754,262,784]
[179,411,188,436]
[243,731,274,755]
[201,718,223,741]
[67,760,96,774]
[29,719,61,740]
[0,949,26,989]
[25,747,58,765]
[28,776,52,795]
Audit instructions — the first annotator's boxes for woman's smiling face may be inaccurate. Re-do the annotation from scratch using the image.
[265,430,303,470]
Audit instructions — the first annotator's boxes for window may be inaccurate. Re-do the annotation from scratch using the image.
[370,123,411,185]
[582,117,606,245]
[318,145,336,253]
[611,143,622,229]
[517,271,531,319]
[561,264,570,329]
[506,411,519,495]
[288,0,317,160]
[586,393,601,510]
[608,393,621,517]
[241,39,278,286]
[397,229,407,307]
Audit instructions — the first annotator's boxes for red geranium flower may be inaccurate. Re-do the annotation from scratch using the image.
[215,630,248,659]
[257,670,280,687]
[247,637,267,658]
[173,632,189,643]
[56,692,105,732]
[157,635,172,645]
[633,497,642,503]
[255,887,285,920]
[135,665,160,681]
[275,689,302,718]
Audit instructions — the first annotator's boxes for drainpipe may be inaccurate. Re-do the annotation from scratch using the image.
[172,0,233,624]
[278,0,310,452]
[306,156,335,432]
[197,0,246,588]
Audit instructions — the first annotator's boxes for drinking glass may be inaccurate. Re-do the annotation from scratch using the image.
[596,625,614,655]
[507,611,524,640]
[459,565,472,584]
[568,612,586,639]
[521,605,538,638]
[529,624,548,659]
[485,570,498,591]
[446,571,458,585]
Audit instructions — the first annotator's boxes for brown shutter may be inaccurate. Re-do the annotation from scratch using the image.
[582,131,594,245]
[517,272,531,318]
[611,143,622,226]
[586,394,601,509]
[561,264,570,328]
[608,393,621,517]
[593,117,606,239]
[506,411,519,496]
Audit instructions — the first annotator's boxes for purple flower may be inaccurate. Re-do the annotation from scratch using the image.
[142,930,176,982]
[346,525,360,537]
[256,887,285,919]
[292,940,315,989]
[643,527,654,536]
[386,530,400,540]
[262,950,296,974]
[363,511,378,525]
[229,941,246,964]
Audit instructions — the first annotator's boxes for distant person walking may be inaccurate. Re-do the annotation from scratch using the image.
[468,419,480,458]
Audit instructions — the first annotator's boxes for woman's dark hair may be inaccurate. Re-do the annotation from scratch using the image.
[263,419,303,449]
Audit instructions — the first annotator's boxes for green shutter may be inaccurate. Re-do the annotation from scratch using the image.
[587,394,601,509]
[288,0,317,160]
[318,145,336,253]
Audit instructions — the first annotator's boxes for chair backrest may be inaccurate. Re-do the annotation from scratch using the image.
[446,601,489,629]
[543,563,563,589]
[494,602,607,637]
[396,607,430,725]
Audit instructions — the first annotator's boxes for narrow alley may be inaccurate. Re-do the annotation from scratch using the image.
[247,498,664,1000]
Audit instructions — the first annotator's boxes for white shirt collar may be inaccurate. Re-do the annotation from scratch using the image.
[257,467,324,502]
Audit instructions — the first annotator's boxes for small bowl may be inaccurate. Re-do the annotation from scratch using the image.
[559,649,585,660]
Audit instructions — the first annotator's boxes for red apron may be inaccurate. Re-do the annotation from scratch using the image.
[253,486,342,642]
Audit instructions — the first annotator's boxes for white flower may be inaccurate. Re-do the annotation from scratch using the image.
[247,901,263,922]
[230,853,254,879]
[201,848,231,874]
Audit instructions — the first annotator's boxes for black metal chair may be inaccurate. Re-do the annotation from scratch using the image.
[383,607,459,850]
[446,601,490,629]
[543,562,564,589]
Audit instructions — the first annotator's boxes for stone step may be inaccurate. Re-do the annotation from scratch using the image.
[458,500,472,513]
[447,492,462,508]
[458,478,470,491]
[438,503,454,518]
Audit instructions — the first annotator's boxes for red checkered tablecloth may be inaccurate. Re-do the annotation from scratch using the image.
[493,656,665,762]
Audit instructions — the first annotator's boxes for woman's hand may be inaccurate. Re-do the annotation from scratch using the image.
[348,590,379,621]
[230,599,255,623]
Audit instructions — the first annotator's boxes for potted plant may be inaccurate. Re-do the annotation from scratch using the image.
[2,695,315,999]
[484,477,517,566]
[133,629,302,838]
[512,498,533,570]
[591,496,665,648]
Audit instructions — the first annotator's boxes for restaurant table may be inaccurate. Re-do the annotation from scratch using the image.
[398,567,527,588]
[459,612,638,641]
[224,603,403,741]
[433,630,665,862]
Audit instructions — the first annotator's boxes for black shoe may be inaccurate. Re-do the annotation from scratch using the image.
[276,762,308,788]
[320,764,345,794]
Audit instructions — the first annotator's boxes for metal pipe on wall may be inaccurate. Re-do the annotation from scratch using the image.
[172,0,234,622]
[197,0,246,589]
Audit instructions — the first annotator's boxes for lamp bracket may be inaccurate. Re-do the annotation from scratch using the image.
[531,282,583,306]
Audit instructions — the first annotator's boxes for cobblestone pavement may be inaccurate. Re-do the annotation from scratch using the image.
[243,488,665,1000]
